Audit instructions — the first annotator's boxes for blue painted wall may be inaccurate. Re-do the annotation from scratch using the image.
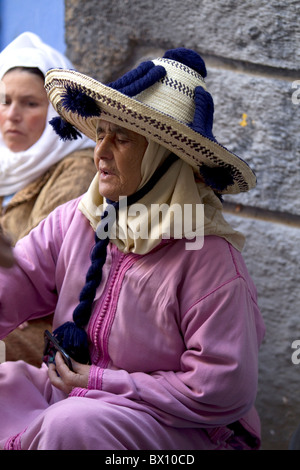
[0,0,66,53]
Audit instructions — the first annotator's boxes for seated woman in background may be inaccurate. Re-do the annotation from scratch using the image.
[0,32,96,365]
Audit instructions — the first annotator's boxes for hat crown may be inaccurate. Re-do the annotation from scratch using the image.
[134,56,207,126]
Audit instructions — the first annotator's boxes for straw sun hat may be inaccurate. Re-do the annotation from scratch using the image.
[45,47,256,194]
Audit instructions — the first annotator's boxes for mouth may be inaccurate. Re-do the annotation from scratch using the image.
[6,129,23,136]
[100,168,115,178]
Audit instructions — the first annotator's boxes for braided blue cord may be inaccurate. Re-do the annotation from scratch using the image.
[108,61,166,97]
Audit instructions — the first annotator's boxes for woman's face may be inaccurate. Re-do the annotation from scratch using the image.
[0,69,49,152]
[94,120,148,201]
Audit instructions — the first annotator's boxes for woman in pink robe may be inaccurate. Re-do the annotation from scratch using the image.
[0,47,265,450]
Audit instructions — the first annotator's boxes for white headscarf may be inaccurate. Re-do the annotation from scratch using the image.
[0,32,94,196]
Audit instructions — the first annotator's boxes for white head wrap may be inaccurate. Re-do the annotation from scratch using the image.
[0,32,94,196]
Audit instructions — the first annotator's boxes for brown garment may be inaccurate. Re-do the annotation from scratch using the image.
[1,148,96,367]
[1,148,96,244]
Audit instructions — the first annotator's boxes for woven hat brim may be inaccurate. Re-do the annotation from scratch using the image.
[45,68,256,195]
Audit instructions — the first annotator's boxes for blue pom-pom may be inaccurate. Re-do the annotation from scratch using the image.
[163,48,207,78]
[108,61,155,91]
[120,65,166,97]
[49,116,82,141]
[61,85,101,118]
[53,321,90,364]
[199,164,234,191]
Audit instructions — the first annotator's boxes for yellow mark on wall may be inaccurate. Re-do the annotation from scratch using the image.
[239,113,248,127]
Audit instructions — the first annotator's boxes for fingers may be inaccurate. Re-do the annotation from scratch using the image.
[48,352,76,394]
[48,352,91,393]
[55,351,74,376]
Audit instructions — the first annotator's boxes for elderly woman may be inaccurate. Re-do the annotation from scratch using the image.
[0,32,96,364]
[0,48,265,450]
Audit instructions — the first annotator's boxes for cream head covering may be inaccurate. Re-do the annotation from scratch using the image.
[0,32,94,196]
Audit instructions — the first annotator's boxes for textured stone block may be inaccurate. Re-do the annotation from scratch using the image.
[65,0,300,72]
[65,0,300,215]
[225,213,300,450]
[206,68,300,216]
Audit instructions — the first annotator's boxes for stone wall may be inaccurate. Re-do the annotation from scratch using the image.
[64,0,300,450]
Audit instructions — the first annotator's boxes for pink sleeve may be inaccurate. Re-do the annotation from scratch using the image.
[81,276,263,428]
[0,205,64,336]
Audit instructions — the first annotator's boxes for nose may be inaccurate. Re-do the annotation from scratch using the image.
[6,102,22,122]
[94,135,114,168]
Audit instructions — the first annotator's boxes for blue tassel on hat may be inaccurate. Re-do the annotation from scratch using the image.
[199,164,235,192]
[108,61,166,97]
[49,85,101,141]
[61,85,101,117]
[49,116,82,141]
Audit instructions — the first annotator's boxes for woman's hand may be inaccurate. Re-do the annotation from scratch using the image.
[48,351,91,394]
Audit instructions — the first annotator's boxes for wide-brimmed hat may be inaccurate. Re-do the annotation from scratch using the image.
[45,48,256,194]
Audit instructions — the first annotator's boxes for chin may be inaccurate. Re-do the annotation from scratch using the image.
[104,195,119,202]
[7,142,30,152]
[98,184,118,202]
[98,190,118,202]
